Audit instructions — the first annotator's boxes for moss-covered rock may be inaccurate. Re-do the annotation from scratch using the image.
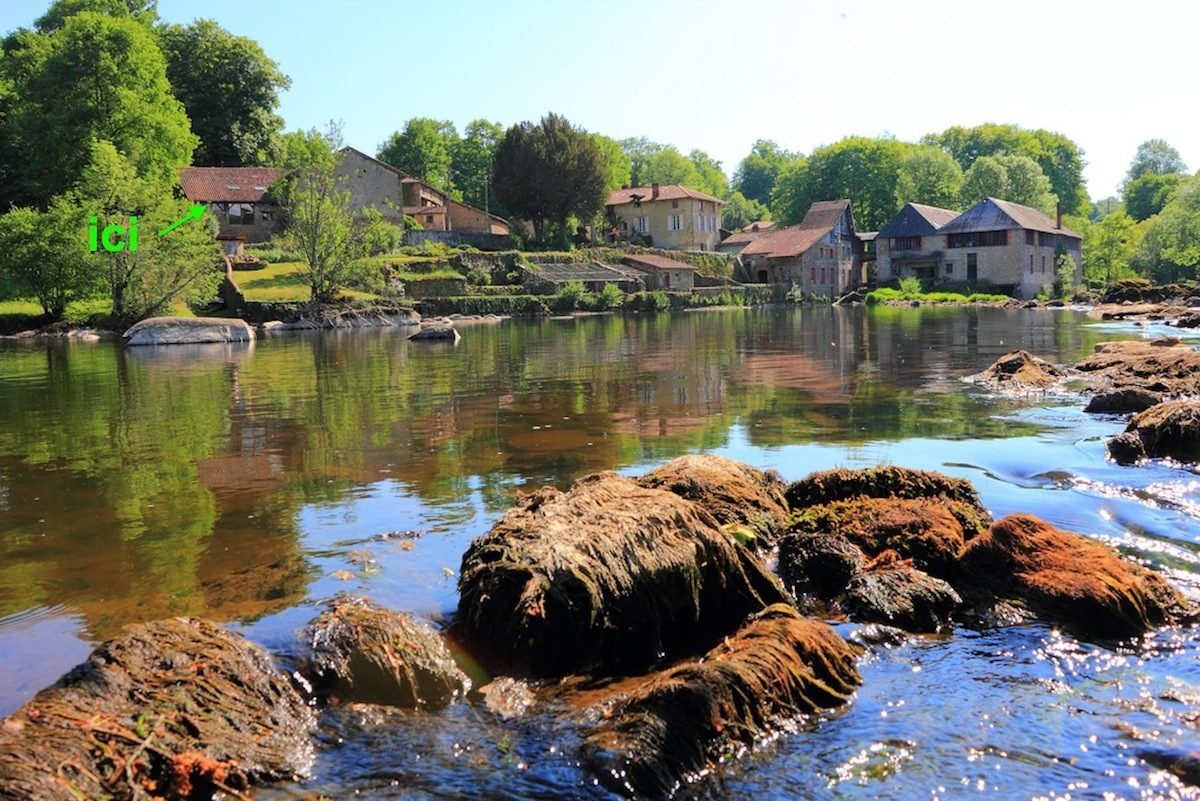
[959,514,1189,639]
[638,453,789,543]
[844,557,961,633]
[966,349,1069,392]
[297,596,469,708]
[1106,400,1200,465]
[0,618,314,801]
[1075,338,1200,396]
[581,604,860,798]
[454,472,788,677]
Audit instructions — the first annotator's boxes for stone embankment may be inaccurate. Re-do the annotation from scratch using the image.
[2,455,1192,799]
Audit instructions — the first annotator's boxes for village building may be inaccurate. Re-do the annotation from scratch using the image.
[622,253,699,291]
[739,200,861,296]
[924,197,1081,298]
[874,203,960,285]
[178,166,288,256]
[717,220,776,254]
[606,184,724,251]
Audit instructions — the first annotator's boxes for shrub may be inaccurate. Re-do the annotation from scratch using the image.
[898,276,923,296]
[597,282,625,310]
[551,281,589,312]
[466,268,492,287]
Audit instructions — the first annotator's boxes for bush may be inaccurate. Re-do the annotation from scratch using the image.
[597,282,625,310]
[551,281,589,312]
[466,268,492,287]
[898,276,923,295]
[246,244,304,264]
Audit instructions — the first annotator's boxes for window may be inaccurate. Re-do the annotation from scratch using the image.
[699,215,707,233]
[947,230,1006,248]
[425,215,434,224]
[260,210,273,222]
[1025,230,1036,246]
[635,216,649,234]
[945,263,953,275]
[810,267,815,282]
[820,267,826,284]
[667,215,683,231]
[1030,254,1034,273]
[1039,232,1054,247]
[1042,255,1047,272]
[227,203,255,225]
[891,236,921,251]
[672,200,679,209]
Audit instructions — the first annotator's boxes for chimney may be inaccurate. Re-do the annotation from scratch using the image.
[651,182,660,199]
[1056,201,1062,230]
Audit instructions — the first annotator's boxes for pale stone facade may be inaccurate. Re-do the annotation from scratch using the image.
[607,184,723,251]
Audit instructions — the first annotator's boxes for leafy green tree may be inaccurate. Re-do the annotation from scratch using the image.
[76,141,221,322]
[452,118,504,212]
[590,133,632,193]
[0,198,101,320]
[896,146,962,210]
[1082,211,1141,286]
[3,11,194,206]
[619,136,664,187]
[1090,196,1123,220]
[733,140,798,206]
[34,0,158,31]
[280,141,388,302]
[1123,172,1181,221]
[493,113,607,243]
[1126,139,1187,183]
[275,122,342,170]
[158,19,289,167]
[721,191,770,231]
[959,156,1008,204]
[640,145,699,187]
[960,154,1056,214]
[1132,173,1200,283]
[771,137,904,230]
[377,118,458,191]
[687,149,728,198]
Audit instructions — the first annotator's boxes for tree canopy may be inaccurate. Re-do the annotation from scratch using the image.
[1133,173,1200,283]
[1126,139,1187,184]
[1124,172,1182,222]
[733,140,799,207]
[377,118,458,193]
[771,137,906,231]
[960,154,1057,215]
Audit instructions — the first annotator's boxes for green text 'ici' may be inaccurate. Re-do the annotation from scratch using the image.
[89,216,138,252]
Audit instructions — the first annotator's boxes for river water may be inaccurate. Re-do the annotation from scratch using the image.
[2,306,1200,799]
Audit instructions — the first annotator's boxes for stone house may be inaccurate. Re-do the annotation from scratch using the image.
[739,200,860,296]
[928,197,1081,298]
[334,147,510,235]
[606,184,724,251]
[178,166,288,256]
[717,220,775,254]
[622,253,699,291]
[874,203,960,284]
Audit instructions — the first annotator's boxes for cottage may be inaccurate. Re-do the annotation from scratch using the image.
[739,200,860,296]
[178,166,288,256]
[606,184,724,251]
[932,198,1081,298]
[622,253,699,292]
[717,220,776,254]
[874,203,960,285]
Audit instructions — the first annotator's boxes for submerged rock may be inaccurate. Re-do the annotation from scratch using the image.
[637,453,790,543]
[0,618,314,801]
[1084,387,1163,414]
[1107,400,1200,465]
[124,316,255,346]
[454,472,787,677]
[966,349,1069,391]
[959,514,1188,640]
[297,596,469,708]
[409,325,460,343]
[581,604,860,798]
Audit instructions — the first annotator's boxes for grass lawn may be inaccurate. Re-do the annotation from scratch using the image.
[235,261,378,302]
[0,297,112,323]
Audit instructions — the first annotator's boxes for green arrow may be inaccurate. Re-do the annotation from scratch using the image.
[157,204,207,237]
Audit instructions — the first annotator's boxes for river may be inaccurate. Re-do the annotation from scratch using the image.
[2,306,1199,799]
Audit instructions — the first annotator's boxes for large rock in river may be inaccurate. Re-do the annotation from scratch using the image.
[959,514,1188,640]
[297,596,469,708]
[124,316,255,346]
[1075,338,1200,396]
[454,471,789,677]
[637,453,790,544]
[581,604,860,798]
[1107,400,1200,464]
[966,349,1069,392]
[0,617,314,801]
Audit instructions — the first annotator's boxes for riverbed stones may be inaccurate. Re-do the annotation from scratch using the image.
[581,604,861,798]
[453,471,788,677]
[785,466,989,525]
[1106,400,1200,464]
[123,315,256,346]
[1075,338,1200,396]
[843,557,962,633]
[966,349,1070,392]
[637,453,790,543]
[959,514,1188,640]
[1084,387,1163,414]
[0,617,314,801]
[297,596,469,708]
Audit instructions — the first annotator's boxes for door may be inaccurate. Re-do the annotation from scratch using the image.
[967,253,978,283]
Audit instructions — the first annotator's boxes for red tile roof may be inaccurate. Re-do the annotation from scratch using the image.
[741,200,851,259]
[607,184,724,206]
[623,253,698,272]
[179,167,288,203]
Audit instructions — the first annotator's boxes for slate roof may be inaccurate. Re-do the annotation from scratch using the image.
[179,167,288,203]
[938,197,1079,238]
[877,203,959,239]
[741,200,852,259]
[607,184,724,206]
[623,253,699,272]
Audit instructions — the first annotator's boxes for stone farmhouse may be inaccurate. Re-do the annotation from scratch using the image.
[876,197,1081,298]
[606,184,724,251]
[178,166,288,256]
[739,200,861,296]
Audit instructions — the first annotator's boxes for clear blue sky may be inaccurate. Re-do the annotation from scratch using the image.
[2,0,1195,200]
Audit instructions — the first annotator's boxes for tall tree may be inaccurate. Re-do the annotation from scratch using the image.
[3,11,195,205]
[960,154,1056,215]
[687,149,728,198]
[620,136,664,187]
[1132,173,1200,283]
[1126,139,1187,184]
[0,198,100,320]
[377,118,458,191]
[590,133,632,193]
[1082,211,1141,287]
[721,191,770,231]
[34,0,158,31]
[771,137,905,230]
[1124,172,1182,222]
[493,113,607,243]
[452,118,504,212]
[159,19,289,167]
[733,140,797,206]
[895,146,962,210]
